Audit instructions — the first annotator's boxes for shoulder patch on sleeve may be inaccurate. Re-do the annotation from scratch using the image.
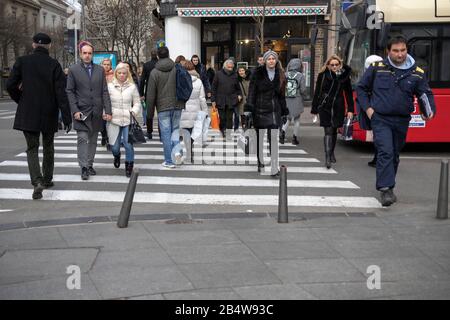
[415,66,425,74]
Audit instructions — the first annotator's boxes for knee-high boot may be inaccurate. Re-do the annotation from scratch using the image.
[330,132,337,163]
[324,135,333,169]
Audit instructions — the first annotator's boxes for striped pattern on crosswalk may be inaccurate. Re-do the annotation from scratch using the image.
[0,110,15,119]
[0,128,381,209]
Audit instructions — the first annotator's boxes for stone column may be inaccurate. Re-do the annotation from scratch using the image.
[165,16,201,60]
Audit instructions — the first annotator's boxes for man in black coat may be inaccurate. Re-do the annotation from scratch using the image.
[7,33,72,200]
[139,49,158,139]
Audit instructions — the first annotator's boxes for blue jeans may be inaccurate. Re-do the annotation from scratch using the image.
[158,109,182,164]
[111,126,135,162]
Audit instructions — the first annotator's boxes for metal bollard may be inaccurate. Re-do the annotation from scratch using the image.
[436,160,448,220]
[117,168,139,228]
[278,165,288,223]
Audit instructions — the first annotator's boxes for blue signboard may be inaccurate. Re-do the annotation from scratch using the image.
[93,52,118,69]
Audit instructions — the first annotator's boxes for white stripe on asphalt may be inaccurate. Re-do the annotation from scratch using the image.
[0,173,359,189]
[0,209,14,212]
[15,152,319,163]
[40,146,308,155]
[0,189,381,208]
[0,161,338,173]
[0,111,15,116]
[0,115,15,119]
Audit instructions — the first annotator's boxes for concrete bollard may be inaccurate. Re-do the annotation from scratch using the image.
[436,160,448,220]
[117,168,139,228]
[278,165,288,223]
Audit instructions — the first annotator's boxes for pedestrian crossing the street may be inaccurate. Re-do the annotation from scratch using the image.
[0,128,382,210]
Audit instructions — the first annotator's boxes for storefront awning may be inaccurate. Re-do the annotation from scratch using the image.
[178,5,328,17]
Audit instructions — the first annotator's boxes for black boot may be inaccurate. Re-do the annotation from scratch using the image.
[279,130,285,144]
[330,132,337,163]
[292,135,299,145]
[257,162,265,173]
[324,135,333,169]
[114,153,121,168]
[125,161,133,178]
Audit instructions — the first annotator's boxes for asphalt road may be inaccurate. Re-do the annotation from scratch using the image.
[0,99,449,225]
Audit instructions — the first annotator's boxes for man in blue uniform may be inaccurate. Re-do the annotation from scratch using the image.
[356,36,436,207]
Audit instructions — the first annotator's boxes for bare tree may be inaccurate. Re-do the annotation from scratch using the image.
[239,0,282,54]
[0,3,26,68]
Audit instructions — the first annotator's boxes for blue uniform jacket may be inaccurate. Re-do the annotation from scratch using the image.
[356,59,436,118]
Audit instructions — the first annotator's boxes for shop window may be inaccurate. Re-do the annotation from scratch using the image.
[203,22,231,42]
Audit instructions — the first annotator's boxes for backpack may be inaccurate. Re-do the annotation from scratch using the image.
[175,64,193,102]
[285,72,299,98]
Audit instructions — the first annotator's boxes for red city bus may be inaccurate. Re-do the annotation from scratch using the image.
[338,0,450,143]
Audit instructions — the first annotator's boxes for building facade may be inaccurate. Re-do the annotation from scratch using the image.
[159,0,331,99]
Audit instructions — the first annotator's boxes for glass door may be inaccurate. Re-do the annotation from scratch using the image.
[205,45,230,72]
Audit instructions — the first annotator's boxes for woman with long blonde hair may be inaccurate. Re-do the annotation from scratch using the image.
[106,62,141,177]
[311,54,354,169]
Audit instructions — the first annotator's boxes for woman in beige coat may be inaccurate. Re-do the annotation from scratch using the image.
[106,62,141,177]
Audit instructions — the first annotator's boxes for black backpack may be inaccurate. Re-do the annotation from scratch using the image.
[175,64,193,102]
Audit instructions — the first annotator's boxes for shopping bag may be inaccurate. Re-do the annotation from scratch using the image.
[210,107,220,130]
[342,117,353,141]
[128,113,147,144]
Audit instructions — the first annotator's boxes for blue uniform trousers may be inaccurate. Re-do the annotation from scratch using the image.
[371,113,410,190]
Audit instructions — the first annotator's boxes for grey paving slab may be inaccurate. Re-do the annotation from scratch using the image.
[142,220,225,233]
[244,241,340,261]
[166,244,256,264]
[265,258,366,284]
[313,226,404,242]
[233,284,316,300]
[163,288,242,300]
[91,248,174,270]
[0,275,101,300]
[233,228,322,243]
[57,222,160,252]
[390,225,450,242]
[299,282,402,300]
[303,216,386,228]
[177,260,281,289]
[126,294,166,300]
[89,265,194,300]
[327,240,425,259]
[348,257,450,282]
[0,248,99,285]
[151,230,241,249]
[434,258,450,273]
[0,228,67,251]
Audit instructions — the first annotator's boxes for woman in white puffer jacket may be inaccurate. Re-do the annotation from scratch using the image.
[106,62,141,177]
[180,61,208,129]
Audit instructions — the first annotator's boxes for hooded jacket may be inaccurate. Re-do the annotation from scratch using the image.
[145,57,185,113]
[311,64,354,128]
[180,71,208,129]
[285,58,307,118]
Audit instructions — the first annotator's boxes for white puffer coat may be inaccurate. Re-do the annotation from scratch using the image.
[180,72,208,129]
[108,80,141,127]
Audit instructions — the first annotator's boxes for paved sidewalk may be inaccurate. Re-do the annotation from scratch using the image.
[0,209,449,300]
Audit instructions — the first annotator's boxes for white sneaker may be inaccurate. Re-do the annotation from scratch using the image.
[162,161,176,169]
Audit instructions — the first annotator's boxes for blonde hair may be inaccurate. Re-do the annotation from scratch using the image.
[114,62,133,83]
[320,54,344,73]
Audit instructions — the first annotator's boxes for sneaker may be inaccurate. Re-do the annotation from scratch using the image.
[368,158,377,168]
[380,188,397,207]
[162,161,176,169]
[81,167,89,180]
[32,183,44,200]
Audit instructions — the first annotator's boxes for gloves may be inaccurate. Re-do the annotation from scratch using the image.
[64,123,72,133]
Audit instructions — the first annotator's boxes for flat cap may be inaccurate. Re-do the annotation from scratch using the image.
[33,33,51,45]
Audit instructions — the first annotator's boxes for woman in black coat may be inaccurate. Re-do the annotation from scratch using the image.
[211,59,242,136]
[245,50,288,176]
[311,55,354,169]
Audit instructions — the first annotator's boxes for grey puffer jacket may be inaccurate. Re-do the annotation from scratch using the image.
[285,58,307,119]
[145,58,185,113]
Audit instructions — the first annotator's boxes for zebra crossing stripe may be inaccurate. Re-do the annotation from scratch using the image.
[0,173,359,189]
[15,152,320,163]
[0,161,338,173]
[0,188,381,208]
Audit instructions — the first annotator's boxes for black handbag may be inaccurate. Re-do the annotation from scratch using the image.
[128,113,146,144]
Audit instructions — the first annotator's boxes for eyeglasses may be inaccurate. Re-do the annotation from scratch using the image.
[329,63,340,67]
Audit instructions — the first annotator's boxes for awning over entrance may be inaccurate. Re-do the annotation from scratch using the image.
[178,5,328,17]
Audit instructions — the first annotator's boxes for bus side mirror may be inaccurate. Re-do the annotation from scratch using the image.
[377,22,391,49]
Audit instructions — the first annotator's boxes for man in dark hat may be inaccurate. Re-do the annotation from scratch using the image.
[7,33,72,200]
